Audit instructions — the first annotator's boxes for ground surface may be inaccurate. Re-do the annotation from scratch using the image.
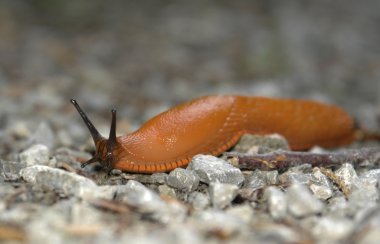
[1,1,380,243]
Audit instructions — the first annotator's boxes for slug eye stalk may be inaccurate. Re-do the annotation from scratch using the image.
[70,99,119,171]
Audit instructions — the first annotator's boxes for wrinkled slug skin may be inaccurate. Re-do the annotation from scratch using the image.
[113,95,355,172]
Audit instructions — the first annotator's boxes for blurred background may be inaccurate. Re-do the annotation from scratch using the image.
[0,0,380,154]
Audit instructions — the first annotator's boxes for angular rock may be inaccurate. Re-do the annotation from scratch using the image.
[187,191,210,210]
[244,170,266,190]
[264,186,287,220]
[209,182,239,209]
[311,216,354,242]
[225,204,254,223]
[287,184,324,217]
[151,173,168,184]
[189,209,247,236]
[19,144,50,167]
[158,184,177,198]
[309,183,333,200]
[20,165,97,198]
[360,169,380,186]
[117,180,187,223]
[264,170,279,185]
[335,163,359,191]
[279,172,312,185]
[310,168,333,200]
[117,180,166,213]
[0,160,26,181]
[187,154,244,186]
[166,168,199,192]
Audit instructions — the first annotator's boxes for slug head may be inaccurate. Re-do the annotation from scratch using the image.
[70,99,120,171]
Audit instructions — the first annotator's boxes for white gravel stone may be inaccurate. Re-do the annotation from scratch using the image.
[187,154,244,186]
[264,186,287,220]
[166,168,199,192]
[287,184,324,217]
[19,144,50,166]
[209,182,239,209]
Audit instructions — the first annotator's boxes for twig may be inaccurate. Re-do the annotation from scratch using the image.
[226,147,380,171]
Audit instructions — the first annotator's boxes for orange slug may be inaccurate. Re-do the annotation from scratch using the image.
[71,95,356,173]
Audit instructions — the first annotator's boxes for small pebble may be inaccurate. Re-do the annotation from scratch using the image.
[209,182,239,209]
[244,170,266,190]
[0,160,26,181]
[264,186,287,220]
[335,163,359,191]
[187,154,244,186]
[20,165,97,198]
[158,184,177,198]
[19,144,50,167]
[225,204,254,223]
[166,168,199,192]
[286,184,324,217]
[310,216,354,242]
[187,191,210,210]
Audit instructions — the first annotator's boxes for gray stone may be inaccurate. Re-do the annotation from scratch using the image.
[166,168,199,192]
[225,204,254,223]
[20,165,97,198]
[265,170,279,185]
[310,168,334,200]
[335,163,359,191]
[19,144,50,167]
[310,216,354,242]
[309,183,333,200]
[264,186,287,220]
[0,160,26,181]
[187,191,210,210]
[151,173,168,184]
[189,209,247,236]
[279,172,312,185]
[117,180,188,224]
[209,182,239,209]
[187,154,244,186]
[117,180,166,213]
[360,169,380,186]
[244,170,266,190]
[158,184,177,198]
[287,184,324,217]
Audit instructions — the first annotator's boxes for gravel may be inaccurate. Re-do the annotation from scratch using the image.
[1,1,380,243]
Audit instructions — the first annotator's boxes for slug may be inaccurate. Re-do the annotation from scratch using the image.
[71,95,357,173]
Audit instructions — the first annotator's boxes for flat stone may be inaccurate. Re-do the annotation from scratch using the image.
[20,165,97,198]
[187,154,244,186]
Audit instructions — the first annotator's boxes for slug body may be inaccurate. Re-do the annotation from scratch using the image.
[71,95,355,173]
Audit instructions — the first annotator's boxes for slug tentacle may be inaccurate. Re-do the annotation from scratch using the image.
[71,99,121,170]
[70,99,103,143]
